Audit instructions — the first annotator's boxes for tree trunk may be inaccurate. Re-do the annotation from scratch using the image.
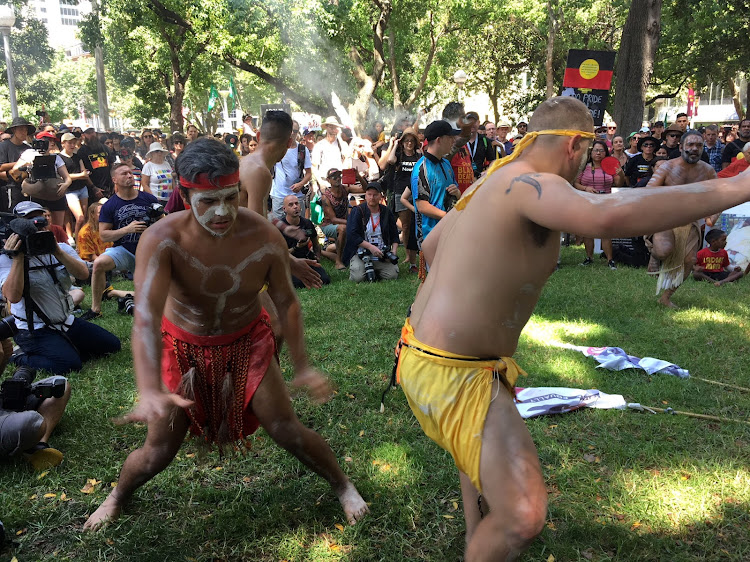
[170,77,185,133]
[745,79,749,120]
[727,78,744,121]
[545,0,561,99]
[347,0,391,131]
[611,0,662,135]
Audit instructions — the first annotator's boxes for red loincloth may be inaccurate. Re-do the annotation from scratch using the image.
[161,310,277,448]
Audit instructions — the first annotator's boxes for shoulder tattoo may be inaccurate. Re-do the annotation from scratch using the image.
[506,173,543,199]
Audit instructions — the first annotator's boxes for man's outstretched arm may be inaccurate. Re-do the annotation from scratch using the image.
[516,172,750,240]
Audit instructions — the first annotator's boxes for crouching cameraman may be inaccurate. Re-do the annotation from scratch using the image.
[0,201,121,375]
[343,182,400,282]
[0,364,70,470]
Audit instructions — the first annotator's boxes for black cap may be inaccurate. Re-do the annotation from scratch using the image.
[424,120,460,141]
[365,181,382,192]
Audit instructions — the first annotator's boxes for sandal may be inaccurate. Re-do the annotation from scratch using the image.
[102,285,115,300]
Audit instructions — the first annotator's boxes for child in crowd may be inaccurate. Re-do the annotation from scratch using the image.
[76,201,112,263]
[693,228,744,286]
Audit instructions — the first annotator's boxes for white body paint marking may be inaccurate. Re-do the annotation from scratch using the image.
[190,186,240,237]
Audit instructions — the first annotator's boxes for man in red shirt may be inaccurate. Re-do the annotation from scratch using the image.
[693,228,744,286]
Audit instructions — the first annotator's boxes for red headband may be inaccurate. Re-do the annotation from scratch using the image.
[179,170,240,190]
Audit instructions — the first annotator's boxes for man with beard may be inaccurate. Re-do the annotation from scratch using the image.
[646,130,717,308]
[395,97,750,560]
[78,126,114,198]
[721,118,750,170]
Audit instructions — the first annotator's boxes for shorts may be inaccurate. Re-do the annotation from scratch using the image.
[0,376,66,456]
[704,270,730,281]
[66,187,89,202]
[321,223,341,240]
[31,195,68,212]
[396,319,526,493]
[103,245,136,272]
[161,311,277,447]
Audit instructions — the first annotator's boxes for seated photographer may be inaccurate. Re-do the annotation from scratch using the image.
[0,366,71,471]
[279,194,331,288]
[343,183,400,282]
[83,163,160,320]
[0,202,121,376]
[319,168,366,270]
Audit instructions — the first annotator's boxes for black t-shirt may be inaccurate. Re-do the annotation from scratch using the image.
[392,152,420,196]
[281,215,317,259]
[722,138,747,164]
[77,144,113,191]
[624,154,656,186]
[466,135,497,177]
[0,139,29,188]
[58,153,88,193]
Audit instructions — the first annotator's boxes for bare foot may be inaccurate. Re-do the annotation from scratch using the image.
[336,481,369,525]
[83,495,122,531]
[335,262,346,271]
[658,294,678,309]
[714,281,723,287]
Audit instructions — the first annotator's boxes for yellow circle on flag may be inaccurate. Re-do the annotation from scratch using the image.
[579,59,600,80]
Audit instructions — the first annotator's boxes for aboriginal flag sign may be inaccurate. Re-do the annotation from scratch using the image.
[560,49,616,126]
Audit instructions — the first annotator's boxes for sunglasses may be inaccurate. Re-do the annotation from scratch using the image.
[642,143,655,147]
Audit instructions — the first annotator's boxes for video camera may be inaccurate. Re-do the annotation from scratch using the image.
[0,213,57,257]
[141,202,165,226]
[0,366,65,412]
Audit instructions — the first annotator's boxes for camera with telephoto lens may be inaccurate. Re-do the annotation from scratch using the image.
[0,366,65,412]
[0,316,18,340]
[384,251,399,265]
[0,213,57,257]
[356,248,377,282]
[301,184,310,195]
[141,202,165,226]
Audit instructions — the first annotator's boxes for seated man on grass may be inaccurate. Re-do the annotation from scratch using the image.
[319,168,366,270]
[84,137,367,531]
[343,183,400,283]
[693,228,745,286]
[83,163,159,320]
[279,194,330,288]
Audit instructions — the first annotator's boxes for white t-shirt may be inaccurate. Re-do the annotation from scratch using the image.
[141,161,174,202]
[365,211,384,250]
[271,143,312,198]
[311,138,348,179]
[0,243,78,331]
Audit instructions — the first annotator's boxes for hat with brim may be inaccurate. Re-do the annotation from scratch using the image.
[35,131,58,142]
[82,125,95,133]
[664,124,684,137]
[60,132,77,143]
[7,117,36,136]
[13,201,45,217]
[365,182,382,192]
[326,168,342,178]
[322,116,343,129]
[145,142,168,158]
[637,136,660,151]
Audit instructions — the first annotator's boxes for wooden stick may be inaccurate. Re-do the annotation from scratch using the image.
[691,376,750,393]
[638,405,750,426]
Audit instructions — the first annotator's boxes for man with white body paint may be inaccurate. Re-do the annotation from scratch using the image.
[239,110,322,289]
[84,138,368,531]
[82,163,159,320]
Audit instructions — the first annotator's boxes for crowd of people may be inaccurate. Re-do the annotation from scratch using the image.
[0,97,748,560]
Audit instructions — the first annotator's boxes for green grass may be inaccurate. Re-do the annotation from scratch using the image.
[2,246,750,561]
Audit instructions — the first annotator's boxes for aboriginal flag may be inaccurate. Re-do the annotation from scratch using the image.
[563,50,616,91]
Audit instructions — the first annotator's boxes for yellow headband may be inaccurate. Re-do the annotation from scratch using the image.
[455,129,595,211]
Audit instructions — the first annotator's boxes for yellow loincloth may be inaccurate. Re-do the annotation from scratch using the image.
[651,222,700,294]
[395,319,526,493]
